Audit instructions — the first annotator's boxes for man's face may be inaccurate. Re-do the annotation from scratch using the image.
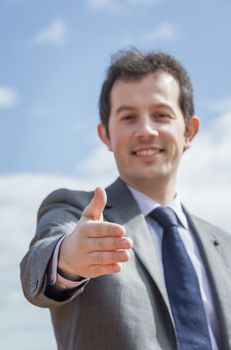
[98,72,199,190]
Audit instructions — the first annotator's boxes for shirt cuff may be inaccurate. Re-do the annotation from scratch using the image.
[49,234,89,290]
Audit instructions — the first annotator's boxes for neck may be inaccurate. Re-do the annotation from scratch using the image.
[122,176,177,205]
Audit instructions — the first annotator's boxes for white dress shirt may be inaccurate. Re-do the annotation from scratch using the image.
[128,186,219,350]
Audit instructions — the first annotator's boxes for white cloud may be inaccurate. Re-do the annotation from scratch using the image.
[88,0,112,10]
[123,22,178,46]
[178,109,231,231]
[78,145,118,183]
[127,0,160,4]
[0,86,18,109]
[88,0,161,11]
[32,19,68,45]
[206,97,231,114]
[88,0,122,12]
[141,22,178,42]
[3,0,22,3]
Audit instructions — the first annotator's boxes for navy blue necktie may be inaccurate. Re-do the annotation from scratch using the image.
[149,207,212,350]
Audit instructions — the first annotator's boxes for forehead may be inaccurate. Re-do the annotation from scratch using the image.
[109,72,181,110]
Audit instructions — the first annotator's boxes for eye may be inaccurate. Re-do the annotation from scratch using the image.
[121,114,136,122]
[156,112,168,118]
[154,112,171,121]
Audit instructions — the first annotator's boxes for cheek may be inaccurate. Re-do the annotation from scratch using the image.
[108,136,122,154]
[161,127,186,152]
[110,130,130,150]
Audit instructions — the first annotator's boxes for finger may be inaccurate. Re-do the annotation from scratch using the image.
[87,236,133,251]
[89,263,122,278]
[88,250,131,265]
[82,187,107,221]
[85,221,126,238]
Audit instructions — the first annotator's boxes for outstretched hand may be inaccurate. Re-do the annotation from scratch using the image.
[58,187,133,279]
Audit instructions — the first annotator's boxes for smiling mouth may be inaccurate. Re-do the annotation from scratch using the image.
[132,148,164,156]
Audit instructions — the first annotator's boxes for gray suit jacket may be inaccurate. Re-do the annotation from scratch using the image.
[20,178,231,350]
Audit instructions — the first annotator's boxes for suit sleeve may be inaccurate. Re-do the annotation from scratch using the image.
[20,188,92,308]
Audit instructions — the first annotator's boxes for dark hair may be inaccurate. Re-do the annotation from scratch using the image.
[99,49,195,134]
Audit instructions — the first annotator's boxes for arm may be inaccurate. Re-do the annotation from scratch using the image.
[20,188,83,308]
[20,187,133,308]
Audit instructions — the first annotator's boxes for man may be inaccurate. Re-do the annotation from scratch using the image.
[20,49,231,350]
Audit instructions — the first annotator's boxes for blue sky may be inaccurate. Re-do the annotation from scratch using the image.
[1,0,230,175]
[0,1,231,349]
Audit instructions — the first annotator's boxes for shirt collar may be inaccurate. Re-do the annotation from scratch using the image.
[127,185,188,229]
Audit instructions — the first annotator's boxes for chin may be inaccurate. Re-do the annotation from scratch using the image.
[127,173,163,184]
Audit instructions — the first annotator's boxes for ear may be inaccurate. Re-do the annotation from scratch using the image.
[184,116,200,151]
[97,123,112,151]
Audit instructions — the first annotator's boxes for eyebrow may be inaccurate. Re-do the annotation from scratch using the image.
[154,103,176,115]
[115,103,176,115]
[115,105,137,115]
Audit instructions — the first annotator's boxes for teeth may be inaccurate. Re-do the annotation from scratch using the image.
[136,149,160,156]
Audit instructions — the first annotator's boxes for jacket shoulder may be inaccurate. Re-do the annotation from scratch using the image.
[41,188,93,207]
[38,188,94,220]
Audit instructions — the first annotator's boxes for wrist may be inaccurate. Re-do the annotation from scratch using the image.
[57,265,84,281]
[58,234,81,279]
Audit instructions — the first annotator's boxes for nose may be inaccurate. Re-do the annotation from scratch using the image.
[134,115,158,139]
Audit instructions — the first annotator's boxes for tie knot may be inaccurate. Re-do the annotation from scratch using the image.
[149,206,178,229]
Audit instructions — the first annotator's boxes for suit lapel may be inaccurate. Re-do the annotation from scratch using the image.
[104,178,173,320]
[185,210,231,348]
[102,181,231,347]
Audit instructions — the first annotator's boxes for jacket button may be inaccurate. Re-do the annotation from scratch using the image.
[30,280,38,293]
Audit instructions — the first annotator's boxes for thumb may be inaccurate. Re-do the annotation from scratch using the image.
[82,187,107,221]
